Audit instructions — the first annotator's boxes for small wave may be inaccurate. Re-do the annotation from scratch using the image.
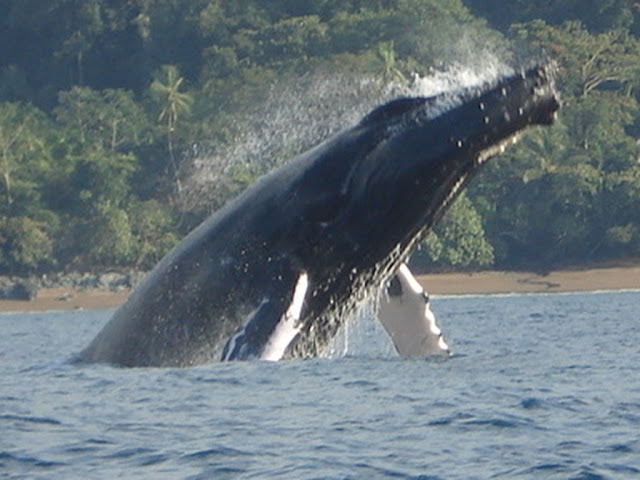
[571,465,610,480]
[135,453,170,467]
[19,357,78,373]
[0,414,62,426]
[0,451,67,470]
[602,443,633,453]
[520,396,545,410]
[341,379,380,389]
[181,445,253,461]
[181,446,254,480]
[185,466,247,480]
[462,417,521,428]
[101,446,155,460]
[601,462,640,476]
[518,462,569,475]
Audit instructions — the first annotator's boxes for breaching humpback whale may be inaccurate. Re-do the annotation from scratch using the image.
[82,65,559,367]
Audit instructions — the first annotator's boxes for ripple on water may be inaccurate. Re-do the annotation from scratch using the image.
[3,292,640,479]
[0,414,62,426]
[0,451,67,472]
[520,396,545,409]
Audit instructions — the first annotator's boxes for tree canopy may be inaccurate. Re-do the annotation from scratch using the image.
[0,0,639,274]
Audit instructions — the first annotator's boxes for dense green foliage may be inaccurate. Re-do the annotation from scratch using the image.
[0,0,639,274]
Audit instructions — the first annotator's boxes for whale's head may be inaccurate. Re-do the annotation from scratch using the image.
[294,64,559,273]
[282,64,559,358]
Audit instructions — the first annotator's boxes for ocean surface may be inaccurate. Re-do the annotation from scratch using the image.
[2,291,640,479]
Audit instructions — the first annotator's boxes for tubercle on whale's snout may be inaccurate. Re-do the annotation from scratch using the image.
[526,64,561,124]
[473,64,560,143]
[475,65,558,155]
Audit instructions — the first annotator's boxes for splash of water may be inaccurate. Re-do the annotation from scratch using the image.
[407,62,510,96]
[325,301,398,359]
[180,57,510,212]
[179,72,390,211]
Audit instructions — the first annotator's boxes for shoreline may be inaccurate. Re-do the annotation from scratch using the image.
[0,265,638,314]
[417,264,640,296]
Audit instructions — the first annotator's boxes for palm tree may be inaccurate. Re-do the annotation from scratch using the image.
[378,41,406,84]
[150,65,193,194]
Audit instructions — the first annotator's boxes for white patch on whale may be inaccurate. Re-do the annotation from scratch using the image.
[261,272,308,361]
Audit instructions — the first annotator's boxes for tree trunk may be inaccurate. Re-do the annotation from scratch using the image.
[167,115,182,194]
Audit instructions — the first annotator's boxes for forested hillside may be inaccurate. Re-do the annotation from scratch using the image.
[0,0,639,275]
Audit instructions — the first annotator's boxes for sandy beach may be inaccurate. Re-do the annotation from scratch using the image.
[418,264,640,296]
[0,264,638,313]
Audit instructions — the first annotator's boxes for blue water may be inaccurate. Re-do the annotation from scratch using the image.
[2,291,640,479]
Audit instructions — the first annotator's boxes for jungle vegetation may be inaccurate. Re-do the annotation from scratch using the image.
[0,0,639,274]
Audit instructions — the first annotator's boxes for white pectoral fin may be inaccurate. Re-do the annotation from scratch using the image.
[260,272,309,361]
[378,264,450,357]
